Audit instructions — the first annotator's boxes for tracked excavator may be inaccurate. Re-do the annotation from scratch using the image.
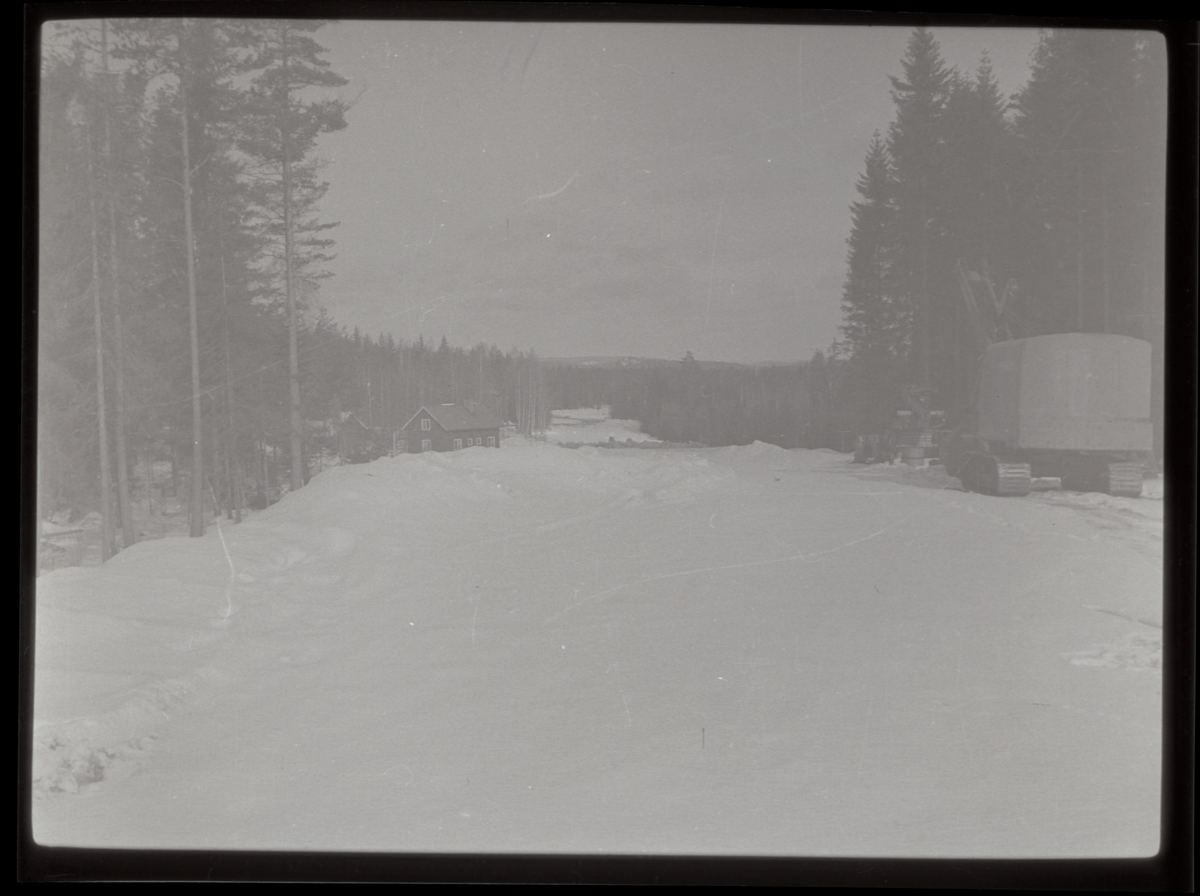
[852,265,1154,496]
[940,332,1154,497]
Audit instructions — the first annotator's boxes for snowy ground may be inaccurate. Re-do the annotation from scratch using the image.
[31,413,1163,858]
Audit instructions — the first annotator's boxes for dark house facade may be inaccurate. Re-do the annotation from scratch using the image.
[337,413,383,463]
[398,402,503,453]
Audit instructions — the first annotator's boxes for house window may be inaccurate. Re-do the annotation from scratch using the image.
[453,439,462,451]
[421,418,431,431]
[487,436,496,447]
[421,439,431,452]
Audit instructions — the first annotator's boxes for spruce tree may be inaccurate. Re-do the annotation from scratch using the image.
[838,132,904,431]
[886,27,956,392]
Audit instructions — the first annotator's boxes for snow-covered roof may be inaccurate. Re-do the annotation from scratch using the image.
[401,403,503,432]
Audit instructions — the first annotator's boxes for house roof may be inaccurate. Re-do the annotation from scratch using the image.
[402,403,504,433]
[339,412,370,431]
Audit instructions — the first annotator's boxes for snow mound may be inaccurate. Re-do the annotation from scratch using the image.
[743,440,791,456]
[542,419,656,445]
[33,664,233,797]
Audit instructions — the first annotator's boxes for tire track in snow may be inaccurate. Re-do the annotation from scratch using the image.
[552,504,928,617]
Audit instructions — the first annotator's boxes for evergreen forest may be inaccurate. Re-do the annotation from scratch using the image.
[38,19,553,558]
[835,28,1165,440]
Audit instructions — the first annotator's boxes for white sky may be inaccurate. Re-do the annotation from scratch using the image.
[310,19,1042,363]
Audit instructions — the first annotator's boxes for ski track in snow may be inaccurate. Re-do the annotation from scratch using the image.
[31,413,1164,855]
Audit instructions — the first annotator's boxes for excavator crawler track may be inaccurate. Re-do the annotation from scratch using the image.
[1106,463,1144,498]
[964,453,1031,496]
[1062,459,1144,497]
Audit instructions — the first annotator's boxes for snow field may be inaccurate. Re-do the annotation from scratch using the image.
[32,420,1163,856]
[32,442,731,800]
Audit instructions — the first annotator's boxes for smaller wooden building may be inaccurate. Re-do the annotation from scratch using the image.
[398,402,503,453]
[337,412,380,463]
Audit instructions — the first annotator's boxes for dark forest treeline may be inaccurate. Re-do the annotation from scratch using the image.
[836,28,1166,445]
[547,353,855,450]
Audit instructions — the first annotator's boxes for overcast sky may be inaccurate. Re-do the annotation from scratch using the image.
[310,18,1041,363]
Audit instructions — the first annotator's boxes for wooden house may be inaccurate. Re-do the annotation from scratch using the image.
[398,402,503,453]
[337,412,379,463]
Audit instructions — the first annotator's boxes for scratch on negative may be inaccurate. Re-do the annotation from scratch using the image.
[527,170,579,203]
[383,764,414,786]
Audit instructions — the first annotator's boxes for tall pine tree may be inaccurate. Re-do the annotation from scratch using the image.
[237,20,349,493]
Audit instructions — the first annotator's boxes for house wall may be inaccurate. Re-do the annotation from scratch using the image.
[453,429,499,448]
[339,427,369,457]
[400,410,498,452]
[401,411,450,452]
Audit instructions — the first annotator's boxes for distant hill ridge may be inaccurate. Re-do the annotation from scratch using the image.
[544,356,798,370]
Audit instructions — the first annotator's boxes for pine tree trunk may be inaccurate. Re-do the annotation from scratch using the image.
[284,162,304,491]
[918,215,931,389]
[110,226,134,549]
[222,258,242,523]
[1101,162,1111,333]
[1075,164,1086,331]
[258,370,270,506]
[103,20,136,551]
[85,116,115,562]
[179,31,205,538]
